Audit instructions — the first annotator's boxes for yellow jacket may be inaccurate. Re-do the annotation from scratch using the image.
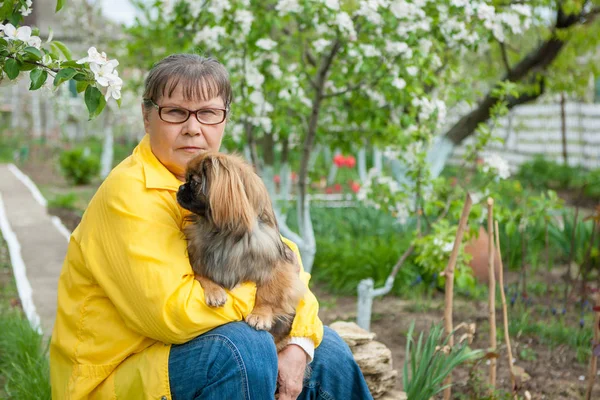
[50,135,323,399]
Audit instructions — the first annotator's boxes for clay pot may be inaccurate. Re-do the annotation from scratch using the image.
[464,226,501,284]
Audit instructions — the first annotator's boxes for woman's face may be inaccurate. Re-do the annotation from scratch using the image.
[143,84,226,181]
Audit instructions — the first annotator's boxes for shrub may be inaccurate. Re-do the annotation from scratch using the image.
[59,148,100,185]
[285,205,421,295]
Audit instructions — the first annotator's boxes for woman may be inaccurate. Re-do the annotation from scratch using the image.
[50,54,373,400]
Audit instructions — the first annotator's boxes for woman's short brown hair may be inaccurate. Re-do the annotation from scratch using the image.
[142,54,233,111]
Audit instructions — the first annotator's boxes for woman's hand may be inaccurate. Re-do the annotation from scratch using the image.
[277,344,308,400]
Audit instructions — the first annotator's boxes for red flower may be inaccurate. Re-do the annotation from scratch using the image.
[350,181,361,193]
[333,183,342,193]
[333,154,345,168]
[344,156,356,168]
[291,172,298,182]
[325,187,334,194]
[273,175,281,184]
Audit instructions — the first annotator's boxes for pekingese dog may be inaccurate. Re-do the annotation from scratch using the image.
[177,151,305,350]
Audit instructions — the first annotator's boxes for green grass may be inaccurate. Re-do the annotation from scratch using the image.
[0,232,51,399]
[496,307,594,364]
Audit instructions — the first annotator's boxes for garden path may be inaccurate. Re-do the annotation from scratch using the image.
[0,163,68,336]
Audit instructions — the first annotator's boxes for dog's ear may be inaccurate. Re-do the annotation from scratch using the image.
[207,156,255,234]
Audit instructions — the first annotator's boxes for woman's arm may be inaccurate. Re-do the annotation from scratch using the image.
[80,176,256,344]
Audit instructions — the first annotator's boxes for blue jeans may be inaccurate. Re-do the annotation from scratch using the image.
[169,322,373,400]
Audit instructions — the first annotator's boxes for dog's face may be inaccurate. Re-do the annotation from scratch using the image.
[177,172,208,217]
[177,151,268,234]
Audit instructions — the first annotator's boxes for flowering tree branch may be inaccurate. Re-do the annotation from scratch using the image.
[444,2,596,145]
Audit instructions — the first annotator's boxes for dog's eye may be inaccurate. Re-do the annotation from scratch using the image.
[189,180,198,188]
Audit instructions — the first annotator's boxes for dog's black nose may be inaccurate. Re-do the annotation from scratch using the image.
[178,184,186,193]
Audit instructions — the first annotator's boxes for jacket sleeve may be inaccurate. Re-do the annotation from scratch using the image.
[81,176,257,344]
[282,238,324,348]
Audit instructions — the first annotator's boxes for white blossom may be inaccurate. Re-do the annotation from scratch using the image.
[207,1,231,21]
[313,38,330,53]
[419,38,433,53]
[393,201,410,224]
[323,0,340,11]
[510,4,532,18]
[244,64,264,88]
[392,77,406,90]
[406,66,418,76]
[2,24,42,49]
[278,89,291,100]
[335,12,356,39]
[90,60,120,87]
[482,153,511,179]
[359,44,380,58]
[500,12,523,34]
[19,0,33,16]
[234,9,254,36]
[194,26,226,50]
[268,64,283,79]
[385,41,412,58]
[256,38,277,51]
[275,0,302,16]
[356,0,383,25]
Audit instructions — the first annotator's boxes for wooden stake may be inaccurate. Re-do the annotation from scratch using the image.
[488,199,497,390]
[443,193,473,400]
[585,292,600,400]
[495,220,517,393]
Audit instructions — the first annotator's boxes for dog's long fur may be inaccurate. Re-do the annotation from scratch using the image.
[177,151,305,349]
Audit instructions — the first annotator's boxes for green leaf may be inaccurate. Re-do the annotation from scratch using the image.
[59,60,81,68]
[0,0,13,21]
[116,97,122,107]
[53,67,77,87]
[19,62,36,71]
[85,85,106,120]
[4,59,20,80]
[29,69,48,90]
[23,46,42,61]
[72,73,87,81]
[76,80,90,93]
[56,0,65,12]
[50,41,72,61]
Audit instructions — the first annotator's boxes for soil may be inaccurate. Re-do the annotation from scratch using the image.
[313,271,600,400]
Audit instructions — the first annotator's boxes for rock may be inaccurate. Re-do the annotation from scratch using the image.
[330,321,398,398]
[366,369,398,398]
[330,321,376,347]
[378,390,407,400]
[464,226,501,284]
[353,340,393,375]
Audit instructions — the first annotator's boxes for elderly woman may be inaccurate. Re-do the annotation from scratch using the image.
[50,54,373,400]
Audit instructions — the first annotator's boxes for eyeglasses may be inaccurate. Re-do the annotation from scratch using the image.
[149,99,227,125]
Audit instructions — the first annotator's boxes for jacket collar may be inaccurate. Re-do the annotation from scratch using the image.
[135,134,183,192]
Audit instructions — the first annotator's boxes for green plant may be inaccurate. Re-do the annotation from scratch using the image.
[58,148,100,185]
[519,346,538,362]
[284,205,422,295]
[402,322,482,400]
[548,210,596,266]
[48,193,79,210]
[1,232,50,399]
[0,310,51,399]
[497,309,593,364]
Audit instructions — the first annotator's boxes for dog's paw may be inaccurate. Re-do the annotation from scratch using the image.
[245,312,273,331]
[204,288,228,307]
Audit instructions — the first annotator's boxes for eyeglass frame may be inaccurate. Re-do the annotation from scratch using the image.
[147,99,228,125]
